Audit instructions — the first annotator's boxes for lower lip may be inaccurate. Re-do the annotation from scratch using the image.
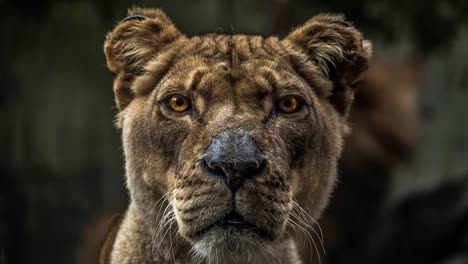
[195,220,273,240]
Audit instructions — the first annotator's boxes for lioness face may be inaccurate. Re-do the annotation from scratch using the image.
[105,8,371,259]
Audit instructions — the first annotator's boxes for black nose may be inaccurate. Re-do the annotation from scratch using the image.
[202,131,267,191]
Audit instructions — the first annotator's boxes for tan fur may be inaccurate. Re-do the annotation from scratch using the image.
[102,8,371,263]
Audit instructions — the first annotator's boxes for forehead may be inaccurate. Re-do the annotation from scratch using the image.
[158,34,306,95]
[181,34,287,63]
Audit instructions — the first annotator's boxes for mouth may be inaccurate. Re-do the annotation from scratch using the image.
[195,211,273,240]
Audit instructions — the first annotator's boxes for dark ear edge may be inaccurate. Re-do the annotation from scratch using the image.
[284,13,372,116]
[103,8,183,110]
[119,14,148,24]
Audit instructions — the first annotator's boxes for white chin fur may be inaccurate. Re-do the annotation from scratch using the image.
[189,228,278,264]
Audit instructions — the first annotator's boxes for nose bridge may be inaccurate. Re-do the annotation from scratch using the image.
[203,130,267,191]
[208,97,264,126]
[210,104,236,124]
[208,114,259,138]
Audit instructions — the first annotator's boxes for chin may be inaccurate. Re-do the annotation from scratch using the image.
[189,226,275,263]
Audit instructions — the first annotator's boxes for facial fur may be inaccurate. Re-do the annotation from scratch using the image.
[104,7,372,263]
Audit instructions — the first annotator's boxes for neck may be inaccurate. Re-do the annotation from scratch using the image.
[110,203,301,264]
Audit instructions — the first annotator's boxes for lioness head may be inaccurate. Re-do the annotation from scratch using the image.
[104,7,371,261]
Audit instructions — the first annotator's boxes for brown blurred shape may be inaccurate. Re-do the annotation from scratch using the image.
[311,56,423,264]
[79,211,123,264]
[342,56,422,171]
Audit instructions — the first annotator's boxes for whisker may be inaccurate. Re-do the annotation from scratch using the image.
[287,199,327,264]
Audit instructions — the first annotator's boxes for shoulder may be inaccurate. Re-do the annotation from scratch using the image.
[98,209,127,264]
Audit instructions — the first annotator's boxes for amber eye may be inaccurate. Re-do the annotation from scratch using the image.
[277,95,300,114]
[165,95,191,112]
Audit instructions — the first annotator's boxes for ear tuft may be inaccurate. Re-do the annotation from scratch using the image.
[285,13,372,116]
[286,13,372,78]
[104,8,181,75]
[104,8,183,110]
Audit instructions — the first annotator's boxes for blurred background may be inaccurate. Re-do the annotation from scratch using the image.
[0,0,467,263]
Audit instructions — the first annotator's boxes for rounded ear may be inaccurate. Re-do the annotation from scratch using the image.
[104,8,183,110]
[284,13,372,116]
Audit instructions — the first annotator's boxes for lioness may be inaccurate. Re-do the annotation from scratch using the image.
[100,7,372,264]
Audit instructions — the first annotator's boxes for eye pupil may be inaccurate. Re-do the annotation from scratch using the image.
[283,100,292,108]
[175,98,184,106]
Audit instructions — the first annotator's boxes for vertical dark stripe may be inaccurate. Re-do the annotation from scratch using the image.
[259,37,270,57]
[275,40,289,56]
[229,35,243,68]
[247,36,255,54]
[264,37,281,58]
